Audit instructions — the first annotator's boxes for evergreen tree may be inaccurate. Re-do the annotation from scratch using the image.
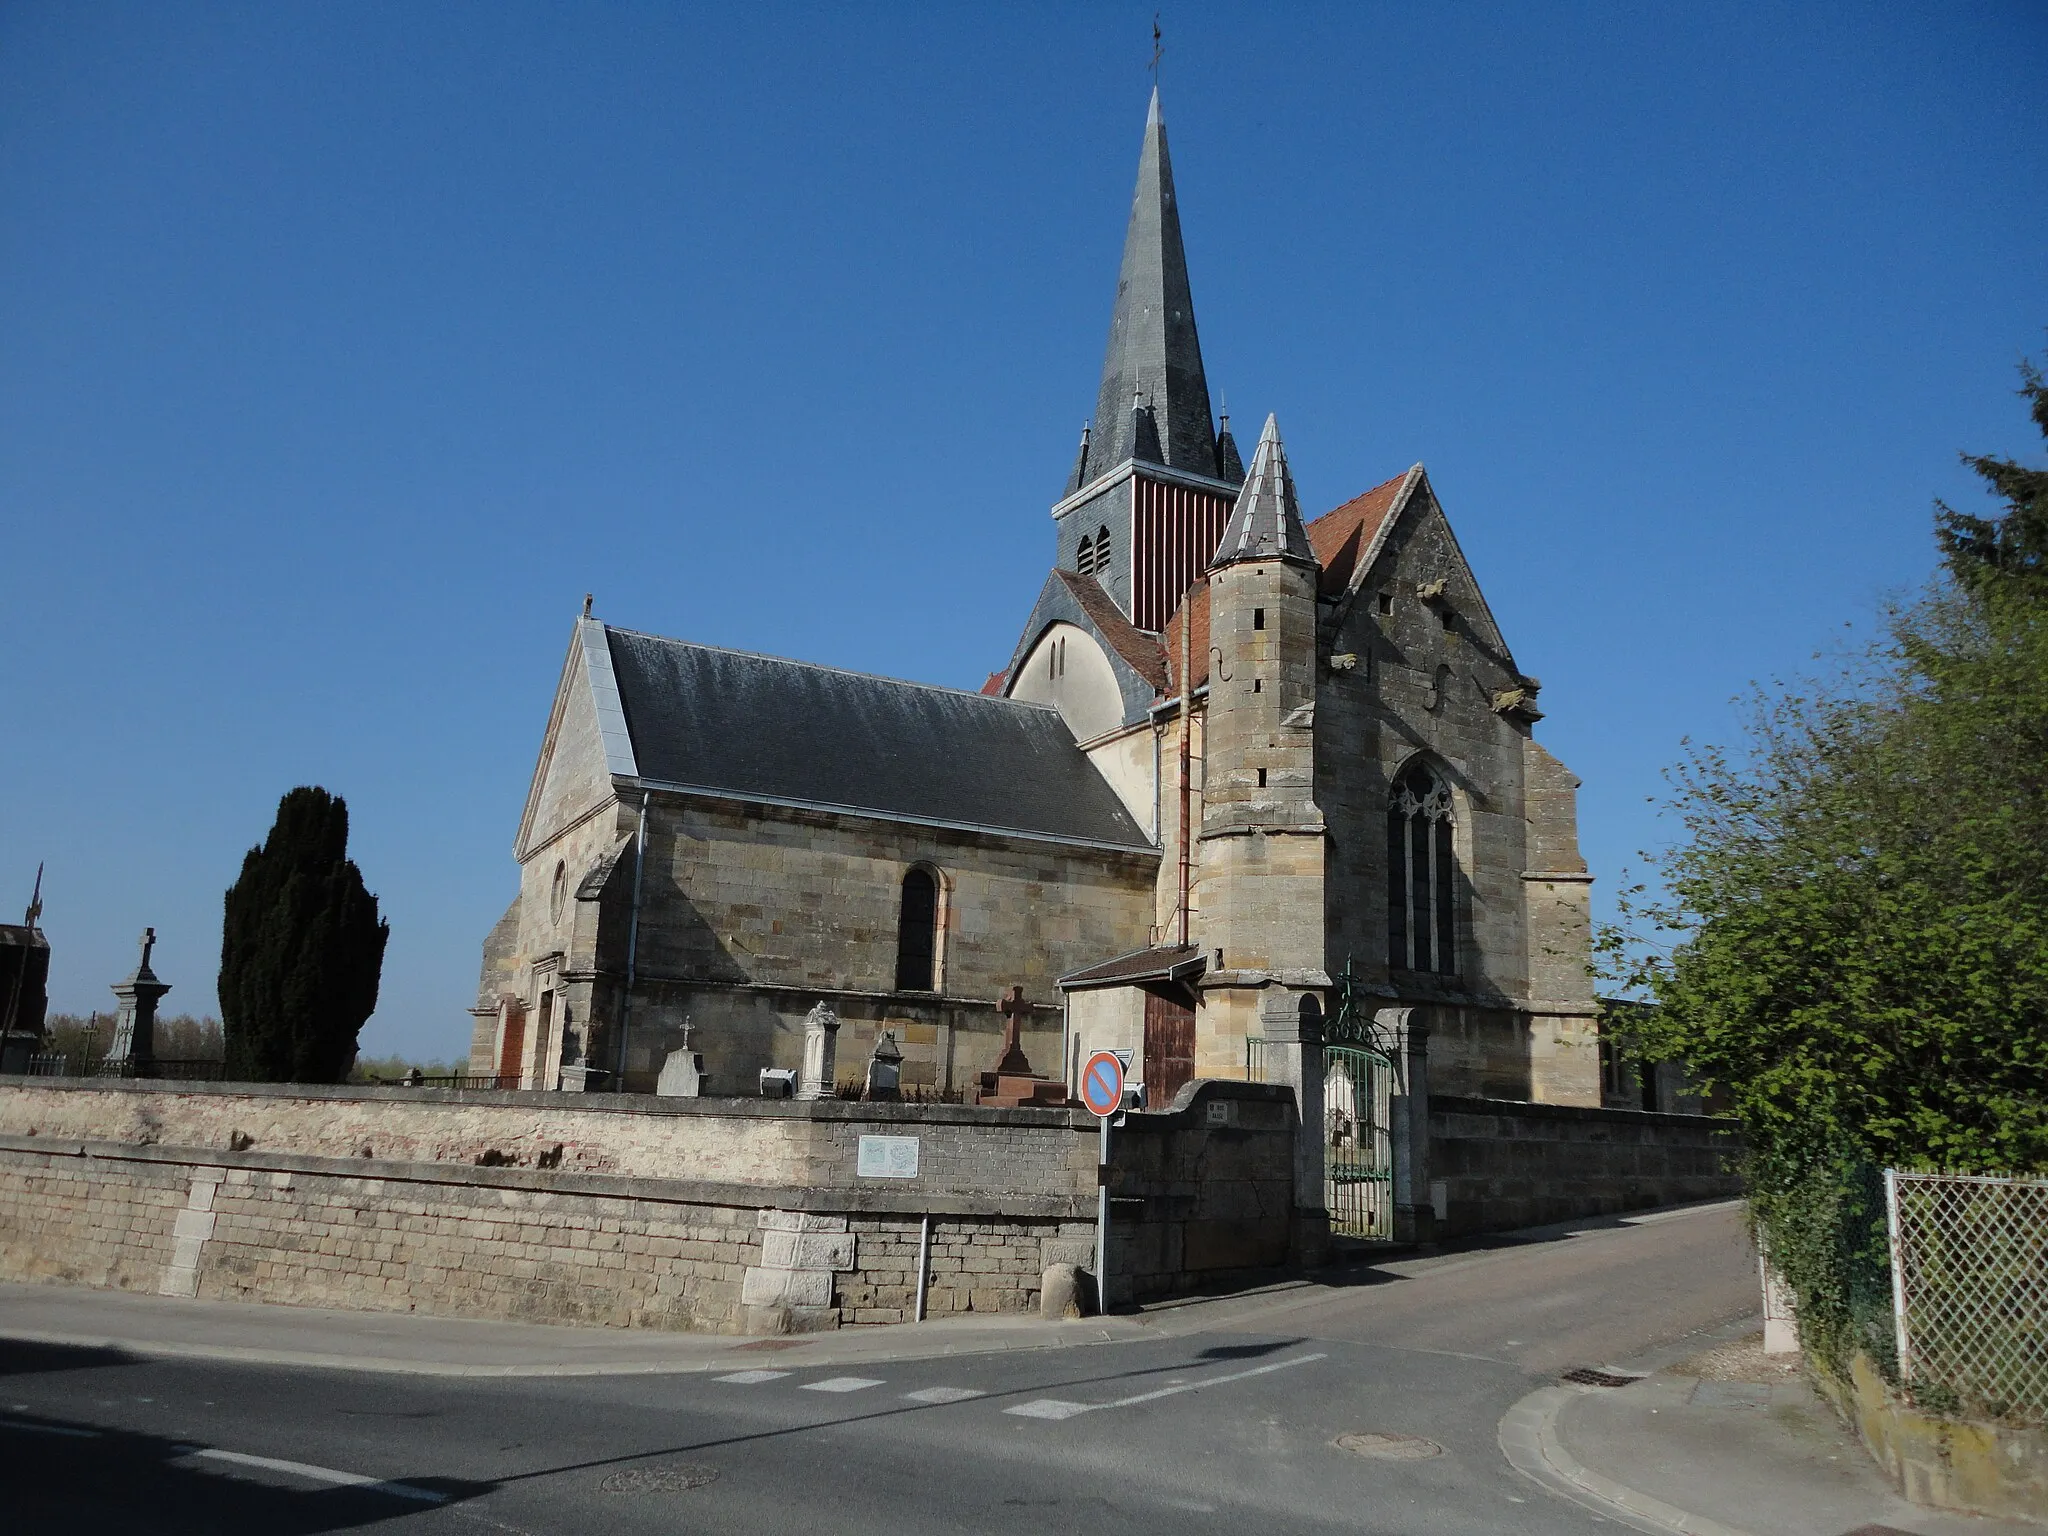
[221,787,389,1083]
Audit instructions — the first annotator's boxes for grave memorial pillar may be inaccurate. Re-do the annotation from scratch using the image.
[101,928,170,1078]
[797,1001,839,1101]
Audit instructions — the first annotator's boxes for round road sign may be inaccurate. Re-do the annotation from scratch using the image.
[1080,1050,1125,1117]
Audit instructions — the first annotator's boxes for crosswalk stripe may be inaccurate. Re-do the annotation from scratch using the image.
[902,1386,984,1404]
[715,1370,793,1384]
[800,1376,885,1393]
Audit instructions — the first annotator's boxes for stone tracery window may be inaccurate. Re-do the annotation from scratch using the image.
[1387,759,1457,975]
[894,866,939,992]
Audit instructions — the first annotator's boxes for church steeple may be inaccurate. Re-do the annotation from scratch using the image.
[1074,88,1220,487]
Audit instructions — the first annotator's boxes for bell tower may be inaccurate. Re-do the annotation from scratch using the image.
[1193,415,1329,1072]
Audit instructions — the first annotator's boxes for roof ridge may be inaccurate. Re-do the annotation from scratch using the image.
[601,625,1063,713]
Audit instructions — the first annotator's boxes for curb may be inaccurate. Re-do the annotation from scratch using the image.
[1498,1383,1758,1536]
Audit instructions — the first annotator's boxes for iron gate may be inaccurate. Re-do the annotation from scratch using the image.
[1325,1044,1393,1238]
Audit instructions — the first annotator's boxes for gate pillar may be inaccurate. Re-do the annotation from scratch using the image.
[1258,988,1329,1266]
[1377,1007,1437,1243]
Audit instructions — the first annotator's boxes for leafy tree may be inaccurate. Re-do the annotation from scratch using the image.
[221,787,389,1083]
[1613,356,2048,1371]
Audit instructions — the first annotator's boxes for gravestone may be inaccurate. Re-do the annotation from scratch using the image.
[656,1048,707,1097]
[975,985,1068,1107]
[101,928,170,1077]
[797,1001,839,1101]
[863,1030,903,1101]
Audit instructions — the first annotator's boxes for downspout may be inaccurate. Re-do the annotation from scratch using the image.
[613,790,650,1089]
[1177,583,1194,948]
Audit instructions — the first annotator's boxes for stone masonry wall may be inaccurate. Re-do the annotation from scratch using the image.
[1429,1094,1742,1239]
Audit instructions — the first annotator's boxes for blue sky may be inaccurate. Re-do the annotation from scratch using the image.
[2,3,2042,1058]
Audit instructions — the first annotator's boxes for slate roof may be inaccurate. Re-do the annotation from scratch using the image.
[1212,415,1315,569]
[1070,89,1225,490]
[601,627,1155,851]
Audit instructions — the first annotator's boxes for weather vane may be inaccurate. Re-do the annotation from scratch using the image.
[1150,14,1163,84]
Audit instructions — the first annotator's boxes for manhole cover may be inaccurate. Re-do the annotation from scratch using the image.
[600,1464,719,1494]
[1561,1368,1643,1389]
[1334,1431,1443,1460]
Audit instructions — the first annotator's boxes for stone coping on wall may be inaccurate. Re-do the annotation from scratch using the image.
[0,1075,1093,1129]
[1431,1094,1739,1133]
[0,1133,1093,1220]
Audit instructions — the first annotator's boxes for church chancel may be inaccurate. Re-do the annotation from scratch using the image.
[471,90,1602,1126]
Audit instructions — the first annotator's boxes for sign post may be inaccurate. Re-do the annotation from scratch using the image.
[1079,1050,1126,1313]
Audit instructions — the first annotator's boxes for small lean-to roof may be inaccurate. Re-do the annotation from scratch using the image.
[602,627,1154,851]
[1058,943,1205,990]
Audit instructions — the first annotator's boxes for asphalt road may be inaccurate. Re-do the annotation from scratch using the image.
[0,1202,1757,1536]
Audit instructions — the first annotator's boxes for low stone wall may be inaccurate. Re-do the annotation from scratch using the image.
[1815,1352,2048,1522]
[0,1075,1301,1330]
[1428,1095,1741,1238]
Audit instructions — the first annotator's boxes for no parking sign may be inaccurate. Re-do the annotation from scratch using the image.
[1080,1050,1125,1118]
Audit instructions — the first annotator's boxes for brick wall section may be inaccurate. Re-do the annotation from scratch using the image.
[1428,1095,1742,1239]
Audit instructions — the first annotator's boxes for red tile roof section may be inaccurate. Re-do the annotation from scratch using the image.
[1053,569,1170,692]
[1160,579,1211,695]
[1306,471,1408,596]
[980,670,1009,696]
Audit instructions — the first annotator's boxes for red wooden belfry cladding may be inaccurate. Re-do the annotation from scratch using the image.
[1131,476,1232,633]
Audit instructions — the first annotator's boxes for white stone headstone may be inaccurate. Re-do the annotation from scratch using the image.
[656,1049,706,1098]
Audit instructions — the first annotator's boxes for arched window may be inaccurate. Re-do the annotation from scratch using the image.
[1387,760,1457,975]
[1091,527,1112,579]
[894,867,939,992]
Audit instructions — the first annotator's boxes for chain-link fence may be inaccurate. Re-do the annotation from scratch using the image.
[1885,1169,2048,1422]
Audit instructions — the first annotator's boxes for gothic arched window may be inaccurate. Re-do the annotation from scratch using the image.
[1387,760,1457,975]
[894,867,939,992]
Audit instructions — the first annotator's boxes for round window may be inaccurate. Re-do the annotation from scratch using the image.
[549,860,567,923]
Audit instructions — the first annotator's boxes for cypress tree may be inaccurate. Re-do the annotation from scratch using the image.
[220,787,390,1083]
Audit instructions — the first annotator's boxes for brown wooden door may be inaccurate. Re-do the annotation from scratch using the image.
[496,1003,526,1089]
[1143,992,1196,1107]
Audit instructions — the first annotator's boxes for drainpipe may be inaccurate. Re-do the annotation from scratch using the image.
[613,790,650,1089]
[1177,584,1194,948]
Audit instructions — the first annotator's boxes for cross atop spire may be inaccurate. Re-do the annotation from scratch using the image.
[1067,89,1223,492]
[1211,415,1316,569]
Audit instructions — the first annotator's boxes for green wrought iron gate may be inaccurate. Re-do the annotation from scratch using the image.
[1324,1044,1393,1238]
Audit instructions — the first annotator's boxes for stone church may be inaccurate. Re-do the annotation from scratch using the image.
[471,91,1601,1108]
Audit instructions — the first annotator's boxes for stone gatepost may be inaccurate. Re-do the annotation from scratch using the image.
[797,1002,839,1101]
[1377,1006,1436,1243]
[102,928,170,1077]
[1258,988,1329,1266]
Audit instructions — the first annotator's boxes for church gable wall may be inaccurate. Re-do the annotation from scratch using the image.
[519,650,618,861]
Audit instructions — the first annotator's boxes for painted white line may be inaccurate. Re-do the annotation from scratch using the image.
[1005,1398,1094,1420]
[170,1447,447,1504]
[1004,1352,1329,1421]
[799,1376,885,1394]
[0,1418,101,1438]
[902,1386,984,1404]
[715,1369,792,1384]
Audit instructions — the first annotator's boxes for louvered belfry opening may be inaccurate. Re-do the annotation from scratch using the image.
[1131,475,1231,632]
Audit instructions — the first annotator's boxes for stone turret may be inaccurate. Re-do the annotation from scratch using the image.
[1194,416,1330,1073]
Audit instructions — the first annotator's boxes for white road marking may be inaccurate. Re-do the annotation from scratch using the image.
[799,1376,885,1394]
[1004,1399,1093,1420]
[1004,1352,1329,1420]
[715,1369,793,1384]
[169,1447,447,1503]
[902,1387,983,1404]
[1,1418,101,1437]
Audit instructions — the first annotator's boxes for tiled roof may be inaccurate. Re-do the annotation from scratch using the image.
[603,628,1154,850]
[979,670,1008,696]
[1058,943,1205,989]
[1053,569,1169,692]
[1306,469,1412,595]
[1160,579,1211,695]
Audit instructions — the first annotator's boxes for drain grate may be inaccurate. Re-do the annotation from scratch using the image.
[601,1464,719,1494]
[1333,1431,1443,1460]
[1561,1368,1643,1389]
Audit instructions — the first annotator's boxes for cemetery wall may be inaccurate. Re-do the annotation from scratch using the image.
[1427,1094,1742,1238]
[0,1077,1301,1328]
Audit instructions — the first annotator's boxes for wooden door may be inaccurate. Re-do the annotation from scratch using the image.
[1143,992,1196,1108]
[496,1002,526,1089]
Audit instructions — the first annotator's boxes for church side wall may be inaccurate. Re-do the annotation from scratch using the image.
[607,798,1156,1094]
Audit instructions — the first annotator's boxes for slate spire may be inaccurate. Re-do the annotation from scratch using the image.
[1211,414,1316,569]
[1073,88,1220,489]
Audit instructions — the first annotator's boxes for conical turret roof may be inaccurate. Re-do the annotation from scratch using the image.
[1068,89,1221,492]
[1211,415,1316,569]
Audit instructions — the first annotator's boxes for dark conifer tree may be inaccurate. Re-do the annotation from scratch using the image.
[220,787,389,1083]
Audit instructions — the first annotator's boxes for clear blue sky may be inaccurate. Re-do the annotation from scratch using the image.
[2,3,2042,1058]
